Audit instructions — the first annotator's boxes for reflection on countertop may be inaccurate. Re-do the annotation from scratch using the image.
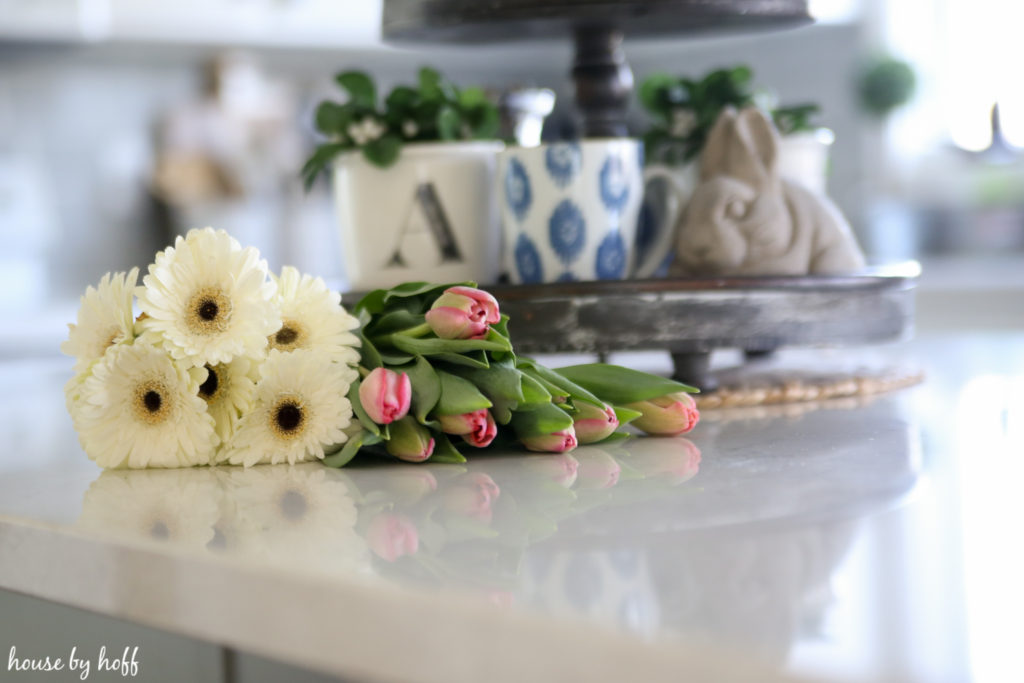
[5,332,1024,682]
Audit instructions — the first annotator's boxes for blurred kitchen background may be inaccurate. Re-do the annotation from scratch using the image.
[2,0,1022,355]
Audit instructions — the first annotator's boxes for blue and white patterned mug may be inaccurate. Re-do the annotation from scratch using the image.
[499,139,682,284]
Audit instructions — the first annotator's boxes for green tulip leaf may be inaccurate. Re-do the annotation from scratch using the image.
[436,370,492,415]
[554,364,699,404]
[404,355,441,424]
[391,333,510,357]
[510,402,574,438]
[430,433,467,464]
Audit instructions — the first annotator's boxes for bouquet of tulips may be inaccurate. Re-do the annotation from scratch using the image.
[63,229,698,470]
[327,282,700,467]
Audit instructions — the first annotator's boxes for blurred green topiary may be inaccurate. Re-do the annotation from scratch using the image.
[858,57,916,118]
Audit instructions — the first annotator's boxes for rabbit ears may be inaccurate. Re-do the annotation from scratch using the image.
[699,106,781,189]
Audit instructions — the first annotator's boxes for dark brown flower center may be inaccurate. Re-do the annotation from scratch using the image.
[276,402,303,432]
[198,365,219,400]
[186,287,232,335]
[133,379,173,425]
[143,390,162,413]
[275,326,298,345]
[198,300,219,321]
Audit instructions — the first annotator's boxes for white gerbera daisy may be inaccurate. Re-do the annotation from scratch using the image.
[136,227,280,367]
[267,266,360,365]
[76,342,218,468]
[221,349,357,467]
[61,268,139,373]
[198,357,258,443]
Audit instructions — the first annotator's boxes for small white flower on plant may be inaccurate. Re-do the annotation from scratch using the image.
[61,268,139,374]
[670,108,697,138]
[136,228,280,367]
[402,119,418,138]
[197,357,258,443]
[347,117,385,146]
[267,266,360,366]
[72,342,218,469]
[220,349,357,467]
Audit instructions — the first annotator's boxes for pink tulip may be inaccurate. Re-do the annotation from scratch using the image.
[367,513,419,562]
[385,417,435,462]
[359,368,411,424]
[521,427,578,454]
[438,409,497,448]
[572,402,619,444]
[424,286,500,340]
[626,392,700,436]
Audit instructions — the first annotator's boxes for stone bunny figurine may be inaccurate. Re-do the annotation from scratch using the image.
[673,107,865,276]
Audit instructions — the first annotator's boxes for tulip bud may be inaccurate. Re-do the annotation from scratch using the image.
[385,417,435,462]
[438,409,497,448]
[521,426,578,453]
[572,402,619,444]
[367,513,419,562]
[359,368,411,425]
[424,286,500,340]
[625,392,699,436]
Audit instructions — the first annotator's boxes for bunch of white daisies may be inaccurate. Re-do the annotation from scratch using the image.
[63,228,361,469]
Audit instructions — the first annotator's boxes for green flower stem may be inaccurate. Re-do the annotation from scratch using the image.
[378,322,433,348]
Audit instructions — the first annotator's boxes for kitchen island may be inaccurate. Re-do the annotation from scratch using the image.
[1,334,1020,682]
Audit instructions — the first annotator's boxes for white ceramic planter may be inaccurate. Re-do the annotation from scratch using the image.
[332,141,504,291]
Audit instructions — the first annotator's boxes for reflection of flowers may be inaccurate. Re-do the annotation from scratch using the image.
[79,469,221,549]
[548,200,586,266]
[504,158,532,221]
[367,513,419,562]
[575,450,621,490]
[442,472,500,523]
[224,464,367,573]
[624,437,701,485]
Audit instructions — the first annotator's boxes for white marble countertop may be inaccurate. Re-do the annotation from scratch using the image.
[1,334,1022,682]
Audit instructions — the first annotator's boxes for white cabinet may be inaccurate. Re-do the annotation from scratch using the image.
[0,0,382,48]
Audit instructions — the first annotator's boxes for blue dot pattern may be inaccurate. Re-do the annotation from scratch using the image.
[504,158,532,222]
[599,155,630,212]
[544,142,581,188]
[548,199,586,265]
[595,232,627,280]
[514,233,543,283]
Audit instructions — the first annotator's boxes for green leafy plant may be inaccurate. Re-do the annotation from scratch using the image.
[639,65,821,166]
[302,67,501,189]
